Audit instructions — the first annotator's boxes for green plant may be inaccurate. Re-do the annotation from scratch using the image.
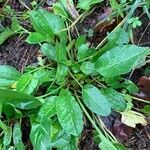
[127,17,142,28]
[0,0,150,149]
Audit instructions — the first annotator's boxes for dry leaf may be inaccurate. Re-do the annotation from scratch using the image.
[121,110,147,128]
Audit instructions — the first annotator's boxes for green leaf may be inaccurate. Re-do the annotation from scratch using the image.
[30,119,51,150]
[110,0,123,17]
[60,137,78,150]
[0,65,21,87]
[75,35,86,49]
[13,123,25,150]
[11,16,22,32]
[82,85,111,116]
[20,69,55,94]
[141,105,150,115]
[3,126,12,146]
[95,45,149,78]
[56,64,68,84]
[41,43,57,61]
[0,28,13,45]
[29,8,66,42]
[16,73,32,91]
[53,2,68,18]
[77,0,103,10]
[77,44,95,61]
[80,61,98,75]
[56,89,83,136]
[93,28,129,61]
[51,122,70,148]
[37,96,57,123]
[0,89,41,109]
[101,88,127,111]
[3,104,22,119]
[26,32,49,44]
[56,42,67,63]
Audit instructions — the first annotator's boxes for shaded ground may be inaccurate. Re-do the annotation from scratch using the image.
[0,35,39,71]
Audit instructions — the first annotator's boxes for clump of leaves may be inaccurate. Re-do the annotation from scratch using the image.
[0,0,150,150]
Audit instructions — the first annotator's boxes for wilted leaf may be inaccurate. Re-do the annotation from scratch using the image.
[56,89,83,136]
[82,85,111,116]
[121,110,147,128]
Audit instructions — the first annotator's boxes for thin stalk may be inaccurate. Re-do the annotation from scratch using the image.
[37,84,64,98]
[96,16,127,49]
[19,0,31,11]
[131,96,150,104]
[68,70,83,88]
[59,12,86,32]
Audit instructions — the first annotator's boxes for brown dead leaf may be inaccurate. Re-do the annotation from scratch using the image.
[66,0,79,19]
[134,76,150,100]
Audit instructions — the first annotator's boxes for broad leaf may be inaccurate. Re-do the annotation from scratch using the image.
[3,126,12,146]
[13,123,25,150]
[56,64,68,84]
[75,35,86,49]
[93,27,129,61]
[56,89,83,136]
[77,44,95,61]
[0,65,21,87]
[11,16,22,32]
[51,122,70,148]
[30,119,51,150]
[41,43,57,61]
[0,28,13,45]
[82,85,111,116]
[37,96,57,123]
[26,32,49,44]
[29,8,66,42]
[0,89,41,109]
[77,0,103,10]
[53,2,68,18]
[18,69,55,94]
[101,88,126,111]
[16,73,32,91]
[121,110,147,128]
[95,45,149,78]
[80,61,98,75]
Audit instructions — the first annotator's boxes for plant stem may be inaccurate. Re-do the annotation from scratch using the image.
[37,84,64,98]
[68,70,83,88]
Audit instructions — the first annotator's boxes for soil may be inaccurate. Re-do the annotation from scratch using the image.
[0,35,39,71]
[0,1,150,150]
